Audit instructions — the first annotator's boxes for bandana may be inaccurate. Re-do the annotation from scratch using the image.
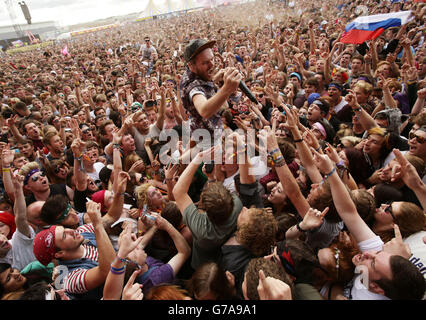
[33,226,57,266]
[0,211,16,239]
[24,169,40,185]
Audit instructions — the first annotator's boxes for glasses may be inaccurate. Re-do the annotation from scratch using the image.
[409,132,425,144]
[82,128,92,134]
[31,172,46,182]
[54,165,65,174]
[257,94,264,98]
[384,201,396,220]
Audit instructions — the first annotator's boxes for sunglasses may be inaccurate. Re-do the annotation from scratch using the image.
[31,172,46,182]
[54,165,65,174]
[384,201,396,220]
[257,94,264,98]
[409,132,425,144]
[82,128,93,134]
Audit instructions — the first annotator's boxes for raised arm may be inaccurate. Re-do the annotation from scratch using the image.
[284,105,323,184]
[11,172,31,237]
[173,147,216,214]
[259,125,310,218]
[83,201,117,292]
[192,68,242,119]
[310,148,376,243]
[152,212,191,276]
[392,149,426,210]
[1,145,17,202]
[103,224,144,300]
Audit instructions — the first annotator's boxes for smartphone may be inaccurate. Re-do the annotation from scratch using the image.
[204,163,215,174]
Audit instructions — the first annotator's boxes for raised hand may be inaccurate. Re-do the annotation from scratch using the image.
[86,201,102,226]
[1,145,15,167]
[382,224,411,259]
[300,207,329,231]
[310,147,334,174]
[122,269,143,300]
[257,270,292,300]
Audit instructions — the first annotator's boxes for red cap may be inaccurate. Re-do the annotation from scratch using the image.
[0,211,16,239]
[91,190,106,213]
[33,225,57,265]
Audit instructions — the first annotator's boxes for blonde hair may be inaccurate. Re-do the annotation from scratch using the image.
[134,183,154,209]
[354,80,373,95]
[18,161,40,178]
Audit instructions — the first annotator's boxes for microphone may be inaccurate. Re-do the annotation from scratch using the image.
[239,81,259,105]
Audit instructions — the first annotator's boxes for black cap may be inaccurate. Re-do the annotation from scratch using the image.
[184,39,216,63]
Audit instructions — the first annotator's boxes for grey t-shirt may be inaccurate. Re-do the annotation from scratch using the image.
[183,193,243,270]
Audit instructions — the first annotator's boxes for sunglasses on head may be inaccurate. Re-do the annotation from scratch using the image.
[82,128,92,134]
[409,132,425,144]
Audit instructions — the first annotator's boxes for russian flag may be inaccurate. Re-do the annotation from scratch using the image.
[340,11,414,44]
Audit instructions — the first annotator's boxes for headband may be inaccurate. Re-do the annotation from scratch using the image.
[54,202,71,224]
[24,169,40,185]
[312,122,327,139]
[328,83,343,91]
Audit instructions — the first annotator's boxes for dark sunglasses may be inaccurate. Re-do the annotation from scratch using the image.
[82,128,93,134]
[31,172,46,182]
[54,165,64,174]
[258,94,264,98]
[384,201,396,220]
[409,132,425,144]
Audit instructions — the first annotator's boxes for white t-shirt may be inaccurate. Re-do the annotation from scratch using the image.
[404,231,426,280]
[11,227,37,271]
[86,162,105,182]
[223,170,239,194]
[350,236,390,300]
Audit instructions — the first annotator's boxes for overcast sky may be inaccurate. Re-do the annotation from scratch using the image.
[0,0,172,27]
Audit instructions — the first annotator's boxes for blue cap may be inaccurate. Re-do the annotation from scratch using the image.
[289,72,302,82]
[307,93,321,106]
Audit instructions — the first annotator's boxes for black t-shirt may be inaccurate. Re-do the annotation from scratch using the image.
[220,243,255,299]
[25,183,68,206]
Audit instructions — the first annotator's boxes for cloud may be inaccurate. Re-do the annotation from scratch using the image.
[0,0,152,27]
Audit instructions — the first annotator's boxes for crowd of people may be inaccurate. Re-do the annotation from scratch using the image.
[0,0,425,301]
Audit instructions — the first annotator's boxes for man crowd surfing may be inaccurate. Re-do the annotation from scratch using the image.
[0,0,425,300]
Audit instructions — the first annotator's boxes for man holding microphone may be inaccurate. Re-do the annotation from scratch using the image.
[180,39,243,152]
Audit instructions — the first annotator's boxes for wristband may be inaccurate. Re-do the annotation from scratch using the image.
[336,160,345,167]
[353,108,361,112]
[113,143,121,149]
[268,148,280,155]
[274,159,286,167]
[296,223,307,233]
[116,256,128,264]
[320,167,336,185]
[110,268,126,275]
[293,138,303,143]
[110,265,126,272]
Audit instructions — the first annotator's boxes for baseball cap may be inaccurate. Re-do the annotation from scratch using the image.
[33,225,57,266]
[184,39,216,63]
[307,93,321,106]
